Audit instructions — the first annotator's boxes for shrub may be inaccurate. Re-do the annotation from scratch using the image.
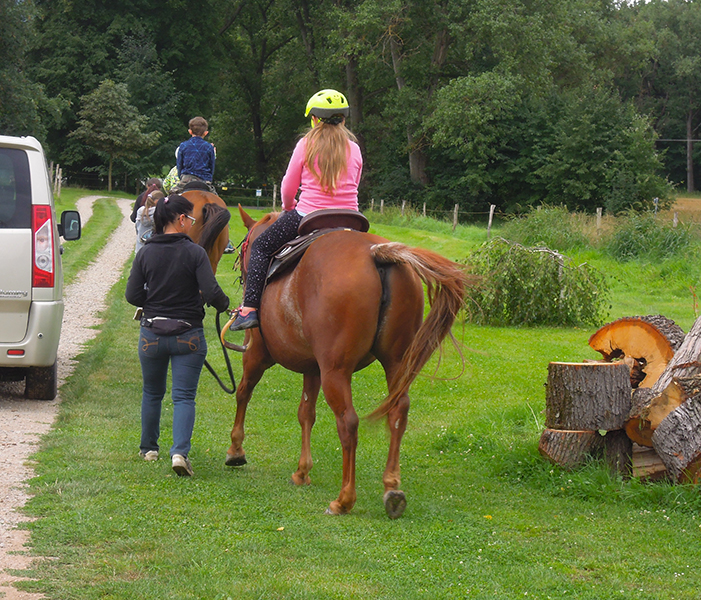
[465,237,609,327]
[604,211,695,261]
[499,204,591,252]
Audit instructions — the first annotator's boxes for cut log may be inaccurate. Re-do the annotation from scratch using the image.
[538,428,603,469]
[588,315,685,389]
[545,362,632,431]
[625,379,687,447]
[624,317,701,446]
[538,428,631,475]
[648,316,701,394]
[652,393,701,483]
[631,443,668,482]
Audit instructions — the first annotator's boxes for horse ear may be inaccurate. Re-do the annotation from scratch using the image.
[238,204,256,230]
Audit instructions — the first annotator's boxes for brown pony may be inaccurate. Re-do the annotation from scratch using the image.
[223,207,472,518]
[181,189,230,274]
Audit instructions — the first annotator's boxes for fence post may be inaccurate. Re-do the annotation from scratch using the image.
[596,207,602,232]
[370,198,374,212]
[56,167,62,198]
[453,204,459,231]
[272,184,277,210]
[487,204,496,240]
[673,211,679,228]
[401,200,406,216]
[380,199,384,214]
[423,202,426,217]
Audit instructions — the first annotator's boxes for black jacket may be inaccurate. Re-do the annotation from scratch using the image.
[125,233,229,328]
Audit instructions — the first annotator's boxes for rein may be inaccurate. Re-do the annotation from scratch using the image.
[203,310,238,394]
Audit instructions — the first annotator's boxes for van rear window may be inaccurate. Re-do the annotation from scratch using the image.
[0,148,31,228]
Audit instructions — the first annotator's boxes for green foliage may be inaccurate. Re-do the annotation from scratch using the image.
[466,237,609,327]
[499,205,591,252]
[604,210,697,261]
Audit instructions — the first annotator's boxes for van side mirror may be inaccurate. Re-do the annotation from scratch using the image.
[58,210,81,240]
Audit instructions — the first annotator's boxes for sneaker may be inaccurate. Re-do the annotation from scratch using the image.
[139,450,159,462]
[172,454,194,477]
[229,308,259,331]
[223,241,235,254]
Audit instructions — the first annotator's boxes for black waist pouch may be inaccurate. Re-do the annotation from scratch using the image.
[141,316,193,336]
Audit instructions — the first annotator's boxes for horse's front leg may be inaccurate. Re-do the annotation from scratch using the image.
[226,335,272,466]
[291,372,320,485]
[321,370,358,515]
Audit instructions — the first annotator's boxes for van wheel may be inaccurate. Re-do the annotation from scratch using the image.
[25,362,58,400]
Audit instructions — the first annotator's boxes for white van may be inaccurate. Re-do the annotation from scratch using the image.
[0,135,81,400]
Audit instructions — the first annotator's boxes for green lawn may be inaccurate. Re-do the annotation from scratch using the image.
[13,194,701,599]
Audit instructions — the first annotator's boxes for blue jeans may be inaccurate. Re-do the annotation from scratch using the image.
[138,326,207,457]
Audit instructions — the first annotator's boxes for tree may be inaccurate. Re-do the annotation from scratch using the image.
[71,80,158,191]
[634,0,701,192]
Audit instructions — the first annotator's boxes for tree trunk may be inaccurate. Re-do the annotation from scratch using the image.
[588,315,685,389]
[652,392,701,483]
[545,362,632,431]
[687,109,695,194]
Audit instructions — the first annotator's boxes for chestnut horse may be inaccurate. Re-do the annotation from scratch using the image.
[181,189,230,274]
[222,207,472,518]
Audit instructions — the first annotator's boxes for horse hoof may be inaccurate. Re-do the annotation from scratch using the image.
[225,453,247,467]
[383,490,406,519]
[324,501,349,516]
[290,475,311,486]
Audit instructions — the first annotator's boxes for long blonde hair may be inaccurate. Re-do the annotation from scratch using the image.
[304,121,357,193]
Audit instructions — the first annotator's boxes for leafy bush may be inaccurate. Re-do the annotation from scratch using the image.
[500,204,591,252]
[604,211,696,261]
[465,237,609,327]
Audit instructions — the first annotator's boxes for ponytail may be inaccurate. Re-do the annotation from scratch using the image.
[153,194,194,234]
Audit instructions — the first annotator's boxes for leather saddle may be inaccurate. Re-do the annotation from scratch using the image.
[266,209,369,283]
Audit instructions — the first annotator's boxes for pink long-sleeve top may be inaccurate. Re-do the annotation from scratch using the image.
[280,136,363,215]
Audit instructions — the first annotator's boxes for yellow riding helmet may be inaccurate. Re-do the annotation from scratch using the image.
[305,89,350,126]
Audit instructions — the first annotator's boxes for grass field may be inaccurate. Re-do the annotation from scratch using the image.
[13,192,701,599]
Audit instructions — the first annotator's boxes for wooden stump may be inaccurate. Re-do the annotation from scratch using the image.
[652,393,701,483]
[545,362,632,431]
[538,429,603,469]
[588,315,684,388]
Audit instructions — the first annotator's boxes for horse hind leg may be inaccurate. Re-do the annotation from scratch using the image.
[291,372,321,486]
[382,388,410,519]
[320,369,358,515]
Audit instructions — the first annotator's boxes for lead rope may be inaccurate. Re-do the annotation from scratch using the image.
[203,310,237,394]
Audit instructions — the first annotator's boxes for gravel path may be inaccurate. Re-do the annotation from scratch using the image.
[0,196,135,599]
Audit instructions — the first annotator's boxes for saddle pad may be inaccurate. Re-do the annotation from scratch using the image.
[266,230,328,283]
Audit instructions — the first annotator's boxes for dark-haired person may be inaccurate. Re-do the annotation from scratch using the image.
[170,116,216,194]
[125,194,229,477]
[130,177,164,223]
[229,89,363,330]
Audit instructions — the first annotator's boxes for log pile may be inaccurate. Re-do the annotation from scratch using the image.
[538,314,701,483]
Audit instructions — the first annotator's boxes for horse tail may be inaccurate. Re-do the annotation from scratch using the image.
[367,242,476,421]
[198,203,231,253]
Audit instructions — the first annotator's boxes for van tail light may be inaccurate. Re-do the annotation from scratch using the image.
[32,205,54,288]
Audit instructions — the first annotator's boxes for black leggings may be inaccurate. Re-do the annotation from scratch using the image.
[243,209,303,308]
